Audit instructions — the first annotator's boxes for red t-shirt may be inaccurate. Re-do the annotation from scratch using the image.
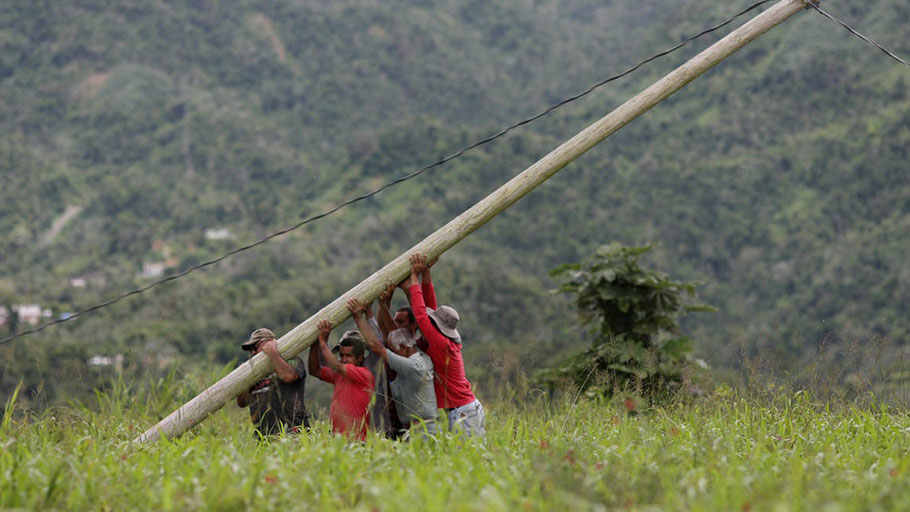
[318,365,374,440]
[409,284,476,409]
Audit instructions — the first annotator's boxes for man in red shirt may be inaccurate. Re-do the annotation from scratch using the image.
[308,319,374,441]
[405,253,485,438]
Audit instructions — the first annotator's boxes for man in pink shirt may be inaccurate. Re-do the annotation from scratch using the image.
[406,253,485,438]
[308,319,374,441]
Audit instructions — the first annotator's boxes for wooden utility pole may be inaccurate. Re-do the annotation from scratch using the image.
[137,0,807,443]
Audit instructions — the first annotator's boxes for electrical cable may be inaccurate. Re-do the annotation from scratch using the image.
[0,0,777,346]
[803,0,910,70]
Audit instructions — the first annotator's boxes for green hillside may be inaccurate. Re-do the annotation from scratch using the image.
[1,0,908,404]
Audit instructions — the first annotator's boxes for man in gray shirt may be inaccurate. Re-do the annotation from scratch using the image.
[385,328,437,436]
[348,299,438,438]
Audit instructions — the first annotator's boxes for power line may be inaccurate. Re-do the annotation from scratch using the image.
[0,0,776,346]
[803,0,910,69]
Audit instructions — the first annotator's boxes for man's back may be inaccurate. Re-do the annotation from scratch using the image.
[409,283,476,408]
[388,350,437,424]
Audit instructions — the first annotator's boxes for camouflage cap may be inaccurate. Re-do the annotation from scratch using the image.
[241,328,276,351]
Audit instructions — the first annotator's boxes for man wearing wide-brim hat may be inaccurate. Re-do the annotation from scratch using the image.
[405,253,485,438]
[236,328,310,436]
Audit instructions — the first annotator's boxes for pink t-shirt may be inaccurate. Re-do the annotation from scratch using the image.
[409,284,476,409]
[318,365,374,440]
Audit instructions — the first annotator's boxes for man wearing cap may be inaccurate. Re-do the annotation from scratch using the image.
[236,328,310,436]
[405,253,485,438]
[348,298,438,438]
[308,320,374,441]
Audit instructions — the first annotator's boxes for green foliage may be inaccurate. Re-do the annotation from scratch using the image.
[541,244,712,397]
[1,0,909,408]
[2,387,910,510]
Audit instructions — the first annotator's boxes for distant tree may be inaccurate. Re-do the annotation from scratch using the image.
[0,280,16,336]
[539,244,713,399]
[6,312,17,337]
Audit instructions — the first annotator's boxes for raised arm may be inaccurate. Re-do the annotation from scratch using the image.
[259,339,299,383]
[377,282,397,337]
[396,275,411,302]
[307,342,320,379]
[309,320,336,377]
[362,299,385,344]
[348,298,389,365]
[422,256,438,310]
[409,253,436,309]
[407,254,437,345]
[316,319,347,376]
[407,255,421,292]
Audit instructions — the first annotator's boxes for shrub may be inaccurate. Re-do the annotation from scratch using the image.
[539,243,713,399]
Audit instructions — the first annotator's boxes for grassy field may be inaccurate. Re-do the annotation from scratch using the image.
[2,381,909,511]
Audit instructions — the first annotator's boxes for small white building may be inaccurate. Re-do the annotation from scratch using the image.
[13,304,51,326]
[140,262,167,278]
[88,353,124,370]
[205,228,234,241]
[70,272,107,289]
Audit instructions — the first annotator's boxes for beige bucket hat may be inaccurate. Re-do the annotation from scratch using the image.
[427,305,461,343]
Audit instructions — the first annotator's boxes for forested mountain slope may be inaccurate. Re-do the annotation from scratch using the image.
[2,0,908,403]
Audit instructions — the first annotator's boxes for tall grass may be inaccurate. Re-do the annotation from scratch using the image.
[1,378,909,511]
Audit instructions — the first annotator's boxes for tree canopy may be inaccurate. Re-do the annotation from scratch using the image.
[2,0,908,405]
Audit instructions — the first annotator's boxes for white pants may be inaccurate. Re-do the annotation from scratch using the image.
[447,399,485,438]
